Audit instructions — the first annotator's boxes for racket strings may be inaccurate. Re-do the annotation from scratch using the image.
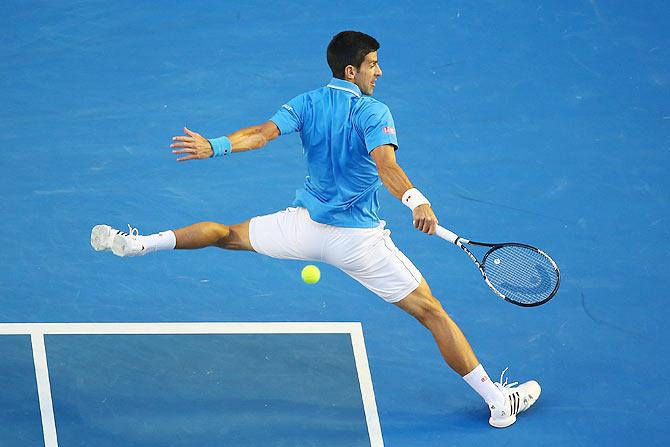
[483,245,558,305]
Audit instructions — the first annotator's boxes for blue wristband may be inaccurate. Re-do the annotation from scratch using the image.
[209,136,232,157]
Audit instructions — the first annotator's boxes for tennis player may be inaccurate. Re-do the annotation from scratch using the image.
[91,31,540,428]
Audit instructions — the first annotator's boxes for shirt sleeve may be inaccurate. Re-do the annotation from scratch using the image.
[360,101,398,153]
[269,94,306,136]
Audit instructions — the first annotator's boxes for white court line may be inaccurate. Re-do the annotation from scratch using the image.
[0,322,360,335]
[30,333,59,447]
[2,322,384,447]
[351,324,384,447]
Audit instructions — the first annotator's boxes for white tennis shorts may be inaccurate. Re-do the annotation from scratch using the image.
[249,207,422,303]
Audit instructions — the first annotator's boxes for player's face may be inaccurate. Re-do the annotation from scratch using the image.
[353,51,382,96]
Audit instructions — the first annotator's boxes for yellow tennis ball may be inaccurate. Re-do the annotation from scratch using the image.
[301,265,321,284]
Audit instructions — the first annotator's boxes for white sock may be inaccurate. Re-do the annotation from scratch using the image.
[140,230,176,254]
[462,364,505,407]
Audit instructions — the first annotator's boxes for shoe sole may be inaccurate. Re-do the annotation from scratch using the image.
[111,234,128,256]
[91,225,113,251]
[489,415,516,428]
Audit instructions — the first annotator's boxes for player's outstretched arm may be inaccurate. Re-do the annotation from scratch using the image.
[171,122,280,162]
[371,144,439,235]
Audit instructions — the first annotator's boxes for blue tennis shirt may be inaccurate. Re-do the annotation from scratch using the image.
[270,78,398,228]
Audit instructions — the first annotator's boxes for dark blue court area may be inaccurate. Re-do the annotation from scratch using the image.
[1,1,668,446]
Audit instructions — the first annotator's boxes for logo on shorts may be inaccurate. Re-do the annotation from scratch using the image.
[481,376,489,382]
[383,126,396,134]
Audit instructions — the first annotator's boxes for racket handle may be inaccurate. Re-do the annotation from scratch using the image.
[435,226,460,244]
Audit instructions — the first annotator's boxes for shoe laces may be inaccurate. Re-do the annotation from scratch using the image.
[118,224,140,238]
[495,367,519,390]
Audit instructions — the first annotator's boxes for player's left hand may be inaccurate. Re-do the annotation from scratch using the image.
[413,204,439,235]
[170,127,214,161]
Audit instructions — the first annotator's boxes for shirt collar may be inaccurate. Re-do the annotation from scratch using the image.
[326,77,362,97]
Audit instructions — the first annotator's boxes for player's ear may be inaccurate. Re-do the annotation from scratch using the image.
[344,64,357,81]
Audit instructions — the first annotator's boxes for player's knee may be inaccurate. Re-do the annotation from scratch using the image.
[415,296,448,327]
[198,222,230,246]
[214,222,251,251]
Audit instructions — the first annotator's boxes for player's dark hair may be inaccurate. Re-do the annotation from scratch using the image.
[327,31,380,79]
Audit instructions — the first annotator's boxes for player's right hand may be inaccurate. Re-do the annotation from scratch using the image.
[170,127,214,161]
[413,204,439,235]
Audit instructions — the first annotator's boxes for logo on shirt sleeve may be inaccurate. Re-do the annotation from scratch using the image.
[282,104,294,111]
[383,126,396,135]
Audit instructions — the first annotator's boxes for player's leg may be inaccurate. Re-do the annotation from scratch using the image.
[91,207,323,258]
[327,222,540,427]
[393,278,479,376]
[393,279,507,406]
[90,220,255,256]
[395,281,540,427]
[173,221,254,251]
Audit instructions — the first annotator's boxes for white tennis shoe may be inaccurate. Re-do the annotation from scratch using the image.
[111,225,146,257]
[488,368,541,428]
[90,224,146,257]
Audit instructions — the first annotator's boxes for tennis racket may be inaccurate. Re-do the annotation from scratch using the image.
[435,226,560,307]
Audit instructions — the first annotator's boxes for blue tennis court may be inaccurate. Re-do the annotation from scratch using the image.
[1,1,668,446]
